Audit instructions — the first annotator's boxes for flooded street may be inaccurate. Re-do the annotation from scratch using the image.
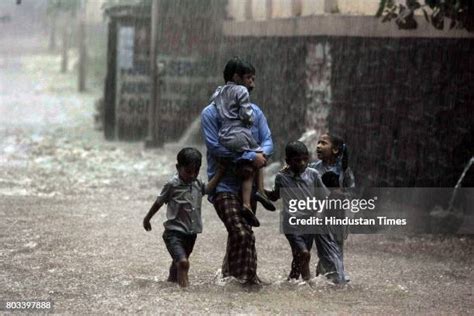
[1,53,473,314]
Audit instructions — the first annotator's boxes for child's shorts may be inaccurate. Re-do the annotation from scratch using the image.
[162,230,197,262]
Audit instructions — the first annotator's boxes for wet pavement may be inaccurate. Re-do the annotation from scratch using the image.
[0,53,473,314]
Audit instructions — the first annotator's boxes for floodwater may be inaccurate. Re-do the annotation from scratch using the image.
[0,53,473,314]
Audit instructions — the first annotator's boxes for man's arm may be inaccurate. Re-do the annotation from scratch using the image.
[254,105,273,157]
[204,165,224,194]
[240,105,273,168]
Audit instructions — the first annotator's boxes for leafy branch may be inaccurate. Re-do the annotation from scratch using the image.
[376,0,474,32]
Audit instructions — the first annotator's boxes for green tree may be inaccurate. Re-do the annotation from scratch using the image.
[377,0,474,32]
[47,0,81,72]
[47,0,89,92]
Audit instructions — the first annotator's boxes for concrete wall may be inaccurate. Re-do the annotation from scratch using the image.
[328,37,474,187]
[304,41,332,155]
[223,15,474,38]
[152,0,225,144]
[227,0,381,21]
[222,35,473,188]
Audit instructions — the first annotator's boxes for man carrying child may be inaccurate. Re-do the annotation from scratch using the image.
[201,57,273,285]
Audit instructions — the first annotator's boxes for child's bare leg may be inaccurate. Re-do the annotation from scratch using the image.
[167,262,178,282]
[254,167,276,211]
[257,168,265,194]
[242,176,253,209]
[238,164,260,227]
[299,250,311,281]
[237,163,260,226]
[177,259,190,287]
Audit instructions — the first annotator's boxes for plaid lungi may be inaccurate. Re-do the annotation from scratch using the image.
[213,192,257,282]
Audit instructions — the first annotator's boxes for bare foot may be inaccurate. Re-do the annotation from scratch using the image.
[177,259,190,287]
[299,251,311,281]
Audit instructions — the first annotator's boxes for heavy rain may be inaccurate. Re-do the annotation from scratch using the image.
[1,0,473,314]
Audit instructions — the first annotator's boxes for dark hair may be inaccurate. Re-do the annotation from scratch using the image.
[325,133,349,171]
[322,171,339,188]
[223,57,255,83]
[177,147,202,167]
[285,141,309,159]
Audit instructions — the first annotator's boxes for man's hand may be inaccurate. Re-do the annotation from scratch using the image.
[253,153,267,168]
[143,218,152,231]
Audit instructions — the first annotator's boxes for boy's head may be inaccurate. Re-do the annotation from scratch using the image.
[176,147,202,183]
[285,141,309,175]
[223,57,256,92]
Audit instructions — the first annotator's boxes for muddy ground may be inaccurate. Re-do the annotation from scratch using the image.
[0,54,473,314]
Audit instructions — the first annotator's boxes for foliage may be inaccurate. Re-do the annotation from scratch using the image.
[376,0,474,32]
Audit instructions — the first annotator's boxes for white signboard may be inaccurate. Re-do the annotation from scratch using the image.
[118,26,134,69]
